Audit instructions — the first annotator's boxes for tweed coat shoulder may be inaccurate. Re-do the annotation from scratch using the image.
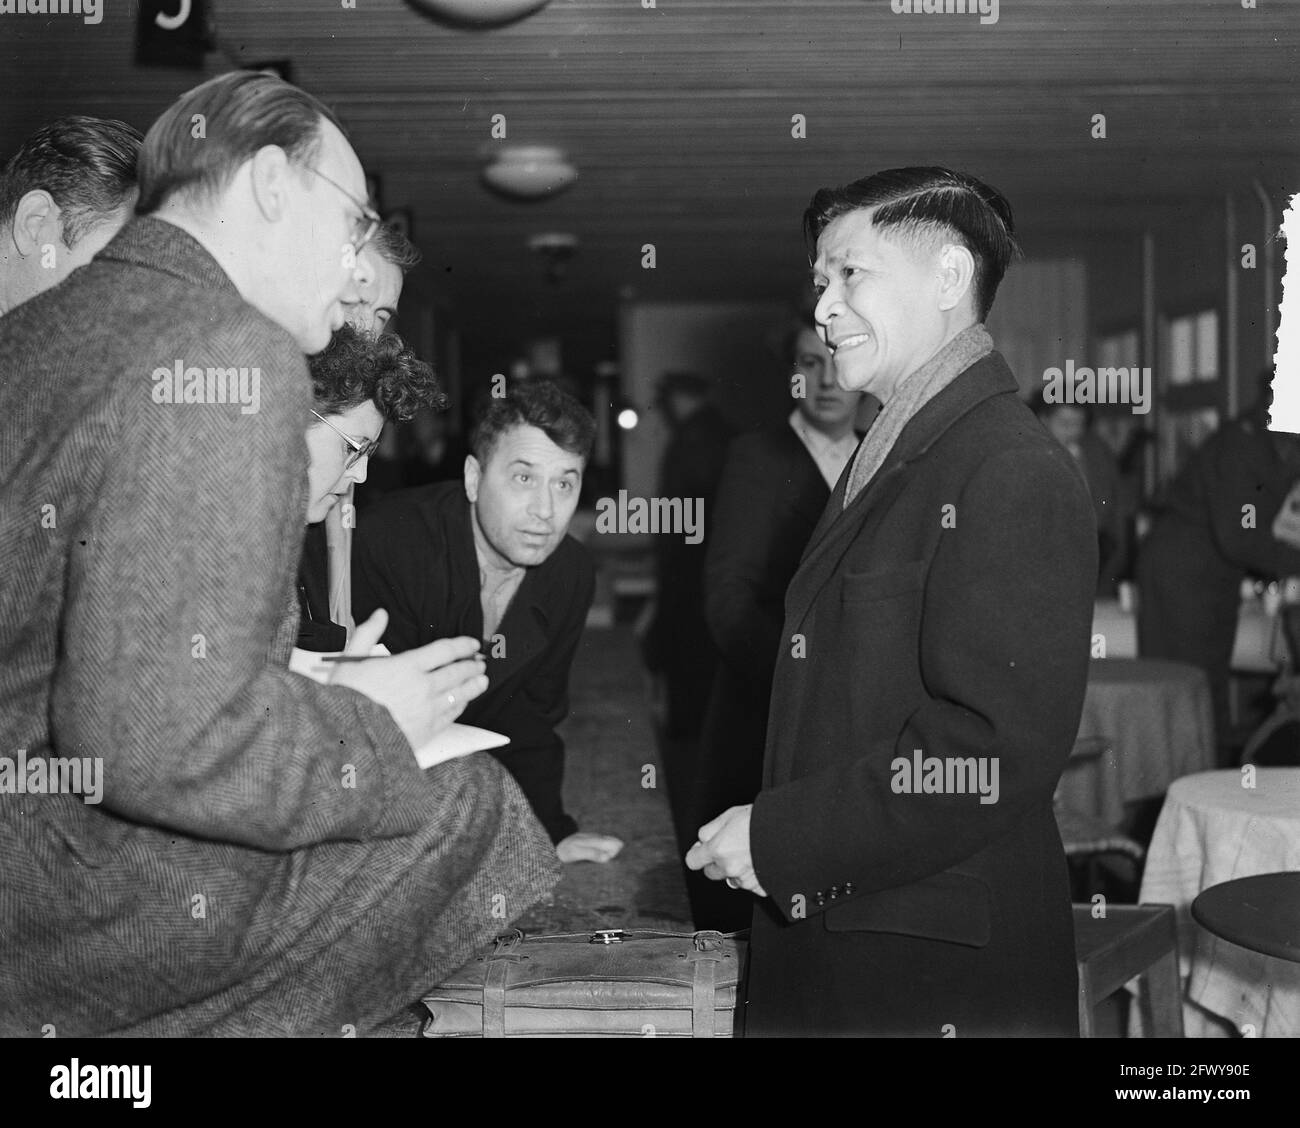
[0,219,559,1036]
[745,352,1097,1037]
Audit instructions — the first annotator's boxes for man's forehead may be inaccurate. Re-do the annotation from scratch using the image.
[812,208,883,271]
[492,424,583,469]
[316,119,367,196]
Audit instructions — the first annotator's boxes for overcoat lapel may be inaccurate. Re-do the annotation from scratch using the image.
[784,353,1022,632]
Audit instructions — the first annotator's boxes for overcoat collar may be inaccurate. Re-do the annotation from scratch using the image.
[97,216,242,296]
[790,351,1020,619]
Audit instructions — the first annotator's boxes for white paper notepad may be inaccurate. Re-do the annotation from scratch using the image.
[289,645,509,768]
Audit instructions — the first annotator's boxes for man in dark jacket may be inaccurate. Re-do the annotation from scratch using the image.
[688,167,1097,1036]
[690,317,869,930]
[354,379,624,864]
[1137,370,1300,756]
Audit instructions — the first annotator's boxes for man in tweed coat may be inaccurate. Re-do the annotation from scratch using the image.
[0,73,559,1036]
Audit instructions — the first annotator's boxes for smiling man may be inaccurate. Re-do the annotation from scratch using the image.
[687,167,1097,1036]
[354,379,624,864]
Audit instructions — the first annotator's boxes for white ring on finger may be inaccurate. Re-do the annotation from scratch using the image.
[447,693,456,707]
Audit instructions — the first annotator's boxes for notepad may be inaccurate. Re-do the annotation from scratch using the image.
[289,645,509,768]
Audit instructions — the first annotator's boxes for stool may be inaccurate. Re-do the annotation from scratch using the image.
[1073,903,1183,1037]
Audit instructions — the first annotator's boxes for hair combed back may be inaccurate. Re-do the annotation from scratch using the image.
[0,116,142,247]
[309,323,445,423]
[136,71,344,215]
[804,166,1021,320]
[470,378,596,465]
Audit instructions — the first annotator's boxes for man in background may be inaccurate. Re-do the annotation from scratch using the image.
[354,379,624,864]
[690,314,869,930]
[640,372,734,867]
[0,115,141,315]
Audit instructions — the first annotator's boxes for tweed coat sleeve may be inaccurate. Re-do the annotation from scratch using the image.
[750,444,1096,916]
[49,316,430,851]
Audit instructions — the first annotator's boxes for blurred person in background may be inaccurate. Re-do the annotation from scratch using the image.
[1034,392,1126,595]
[1137,368,1300,757]
[639,371,735,867]
[689,313,871,930]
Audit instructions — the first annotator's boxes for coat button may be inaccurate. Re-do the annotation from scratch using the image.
[844,881,856,895]
[829,885,840,900]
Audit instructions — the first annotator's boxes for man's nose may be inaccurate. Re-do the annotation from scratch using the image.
[813,285,840,332]
[529,486,555,520]
[347,458,369,486]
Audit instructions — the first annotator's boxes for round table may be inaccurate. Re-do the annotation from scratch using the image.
[1135,769,1300,1036]
[1058,659,1216,828]
[1193,873,1300,964]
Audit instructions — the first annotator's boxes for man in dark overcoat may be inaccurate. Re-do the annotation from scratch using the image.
[688,167,1097,1036]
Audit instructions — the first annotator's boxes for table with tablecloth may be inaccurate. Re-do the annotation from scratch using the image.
[1132,768,1300,1037]
[1056,658,1217,828]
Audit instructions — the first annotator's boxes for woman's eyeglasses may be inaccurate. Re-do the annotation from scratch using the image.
[311,410,381,469]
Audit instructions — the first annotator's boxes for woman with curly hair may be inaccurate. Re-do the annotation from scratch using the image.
[298,324,447,651]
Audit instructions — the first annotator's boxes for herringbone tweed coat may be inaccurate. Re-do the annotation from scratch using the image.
[0,218,559,1036]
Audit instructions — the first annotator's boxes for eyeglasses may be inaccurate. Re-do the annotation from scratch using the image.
[311,409,381,469]
[302,166,382,255]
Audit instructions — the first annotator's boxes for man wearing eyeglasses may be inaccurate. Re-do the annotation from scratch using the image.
[0,71,559,1036]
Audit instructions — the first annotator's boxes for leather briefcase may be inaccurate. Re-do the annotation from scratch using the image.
[421,928,746,1037]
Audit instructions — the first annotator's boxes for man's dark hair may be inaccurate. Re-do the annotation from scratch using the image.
[309,323,445,423]
[470,378,596,466]
[136,71,345,215]
[803,166,1021,321]
[370,221,421,273]
[0,116,142,248]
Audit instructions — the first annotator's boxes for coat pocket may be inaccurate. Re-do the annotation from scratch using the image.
[840,560,926,604]
[822,871,991,948]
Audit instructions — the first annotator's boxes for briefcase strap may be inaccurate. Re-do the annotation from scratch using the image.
[690,948,720,1038]
[483,954,511,1038]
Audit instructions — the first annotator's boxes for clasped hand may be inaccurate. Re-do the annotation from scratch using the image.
[684,804,767,897]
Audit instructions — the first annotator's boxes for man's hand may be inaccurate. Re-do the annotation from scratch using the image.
[556,832,624,864]
[685,805,767,896]
[329,609,488,753]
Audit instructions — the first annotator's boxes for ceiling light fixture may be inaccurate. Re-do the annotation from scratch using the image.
[483,146,577,201]
[406,0,552,29]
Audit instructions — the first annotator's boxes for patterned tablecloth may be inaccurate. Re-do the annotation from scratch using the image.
[1057,659,1216,827]
[1134,769,1300,1037]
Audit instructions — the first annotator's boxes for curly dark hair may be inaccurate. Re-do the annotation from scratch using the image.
[308,322,446,423]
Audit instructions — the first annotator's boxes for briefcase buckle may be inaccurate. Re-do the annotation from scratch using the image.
[589,929,626,945]
[693,931,725,953]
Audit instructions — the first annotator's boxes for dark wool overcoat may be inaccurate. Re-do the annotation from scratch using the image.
[745,352,1097,1037]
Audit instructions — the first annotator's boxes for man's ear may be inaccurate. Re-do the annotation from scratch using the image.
[246,144,294,225]
[11,190,61,256]
[463,454,481,503]
[935,243,977,314]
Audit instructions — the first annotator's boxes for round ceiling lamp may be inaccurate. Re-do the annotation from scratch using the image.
[482,146,577,201]
[406,0,552,28]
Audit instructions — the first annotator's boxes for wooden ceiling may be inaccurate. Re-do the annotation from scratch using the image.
[2,0,1296,363]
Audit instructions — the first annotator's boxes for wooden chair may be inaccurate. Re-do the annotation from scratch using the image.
[1073,903,1183,1037]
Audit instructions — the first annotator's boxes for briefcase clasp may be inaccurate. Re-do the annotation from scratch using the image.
[589,929,626,945]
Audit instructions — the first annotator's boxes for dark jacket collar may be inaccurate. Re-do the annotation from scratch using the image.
[800,351,1020,573]
[97,216,241,297]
